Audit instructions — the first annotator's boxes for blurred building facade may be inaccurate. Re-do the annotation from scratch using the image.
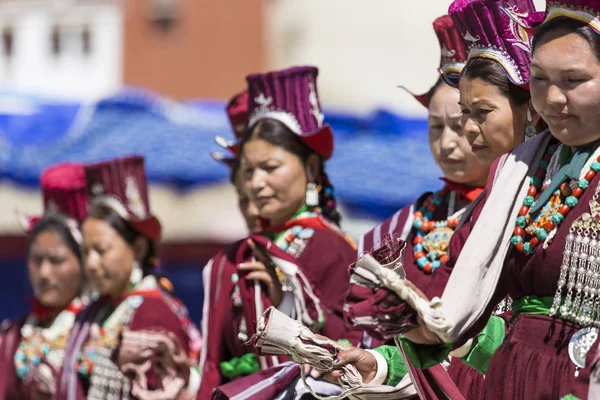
[0,0,122,100]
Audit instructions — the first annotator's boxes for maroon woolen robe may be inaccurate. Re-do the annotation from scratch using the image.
[198,228,362,399]
[354,186,485,399]
[424,154,600,399]
[0,319,24,400]
[54,292,191,400]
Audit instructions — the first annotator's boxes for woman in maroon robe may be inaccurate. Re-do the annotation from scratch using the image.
[0,162,88,399]
[367,2,600,399]
[198,66,362,398]
[335,1,546,398]
[54,155,201,400]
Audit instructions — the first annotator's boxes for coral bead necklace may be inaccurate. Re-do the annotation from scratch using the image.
[412,189,466,273]
[511,143,600,254]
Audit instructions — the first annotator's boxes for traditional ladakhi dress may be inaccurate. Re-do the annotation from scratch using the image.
[198,206,362,398]
[347,180,491,398]
[401,132,599,399]
[0,298,84,399]
[54,275,201,400]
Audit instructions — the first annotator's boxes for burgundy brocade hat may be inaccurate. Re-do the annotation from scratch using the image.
[85,155,161,242]
[402,15,468,108]
[213,90,250,161]
[18,162,88,233]
[446,0,538,88]
[503,0,600,36]
[246,66,334,160]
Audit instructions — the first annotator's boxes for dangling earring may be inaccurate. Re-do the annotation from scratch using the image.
[306,182,319,207]
[525,108,536,140]
[130,260,143,286]
[305,167,319,207]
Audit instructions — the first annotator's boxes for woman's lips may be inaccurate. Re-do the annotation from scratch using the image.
[547,113,573,123]
[440,157,463,165]
[471,144,489,152]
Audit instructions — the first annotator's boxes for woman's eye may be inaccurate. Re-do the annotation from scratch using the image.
[460,109,470,115]
[531,76,547,82]
[477,109,491,116]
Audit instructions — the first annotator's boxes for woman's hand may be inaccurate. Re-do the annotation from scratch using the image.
[402,319,443,345]
[323,347,378,384]
[238,239,284,307]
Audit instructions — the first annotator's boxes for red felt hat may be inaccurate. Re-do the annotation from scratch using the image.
[246,66,334,160]
[85,155,161,243]
[213,90,249,162]
[18,162,88,235]
[401,15,468,108]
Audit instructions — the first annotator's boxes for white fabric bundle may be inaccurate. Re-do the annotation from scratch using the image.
[253,307,417,399]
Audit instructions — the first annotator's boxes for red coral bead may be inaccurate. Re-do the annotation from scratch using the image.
[414,236,424,244]
[448,218,459,229]
[586,170,596,181]
[527,186,537,196]
[543,153,553,162]
[519,206,530,216]
[414,211,423,219]
[516,242,524,252]
[530,237,539,248]
[560,182,572,197]
[559,204,571,215]
[543,221,555,232]
[424,263,432,273]
[514,226,524,236]
[440,254,449,264]
[573,187,583,198]
[414,251,426,260]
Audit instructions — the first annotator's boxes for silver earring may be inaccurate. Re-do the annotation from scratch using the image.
[525,109,536,140]
[306,183,319,207]
[130,261,143,286]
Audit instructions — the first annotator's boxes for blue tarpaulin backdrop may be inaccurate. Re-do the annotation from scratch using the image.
[0,87,440,323]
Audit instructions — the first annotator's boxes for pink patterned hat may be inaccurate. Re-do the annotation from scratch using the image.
[447,0,539,88]
[503,0,600,35]
[402,15,468,108]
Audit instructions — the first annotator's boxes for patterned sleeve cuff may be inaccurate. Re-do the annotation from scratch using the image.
[366,349,388,385]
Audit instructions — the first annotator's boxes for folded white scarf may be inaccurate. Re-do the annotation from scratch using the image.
[252,307,417,399]
[436,131,552,342]
[353,132,551,343]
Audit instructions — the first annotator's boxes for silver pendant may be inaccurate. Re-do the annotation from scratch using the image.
[569,326,599,368]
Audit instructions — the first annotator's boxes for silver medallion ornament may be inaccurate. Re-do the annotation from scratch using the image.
[569,326,599,369]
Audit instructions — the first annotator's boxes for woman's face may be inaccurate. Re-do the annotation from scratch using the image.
[241,137,309,226]
[82,218,135,298]
[428,82,488,186]
[28,229,82,310]
[459,76,528,165]
[234,169,260,232]
[530,29,600,146]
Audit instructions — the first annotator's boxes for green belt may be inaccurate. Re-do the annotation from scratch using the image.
[511,295,555,317]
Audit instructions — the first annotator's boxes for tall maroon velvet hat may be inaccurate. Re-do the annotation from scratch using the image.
[213,90,249,160]
[85,155,161,242]
[402,15,468,108]
[503,0,600,35]
[246,66,334,160]
[447,0,538,88]
[18,162,88,236]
